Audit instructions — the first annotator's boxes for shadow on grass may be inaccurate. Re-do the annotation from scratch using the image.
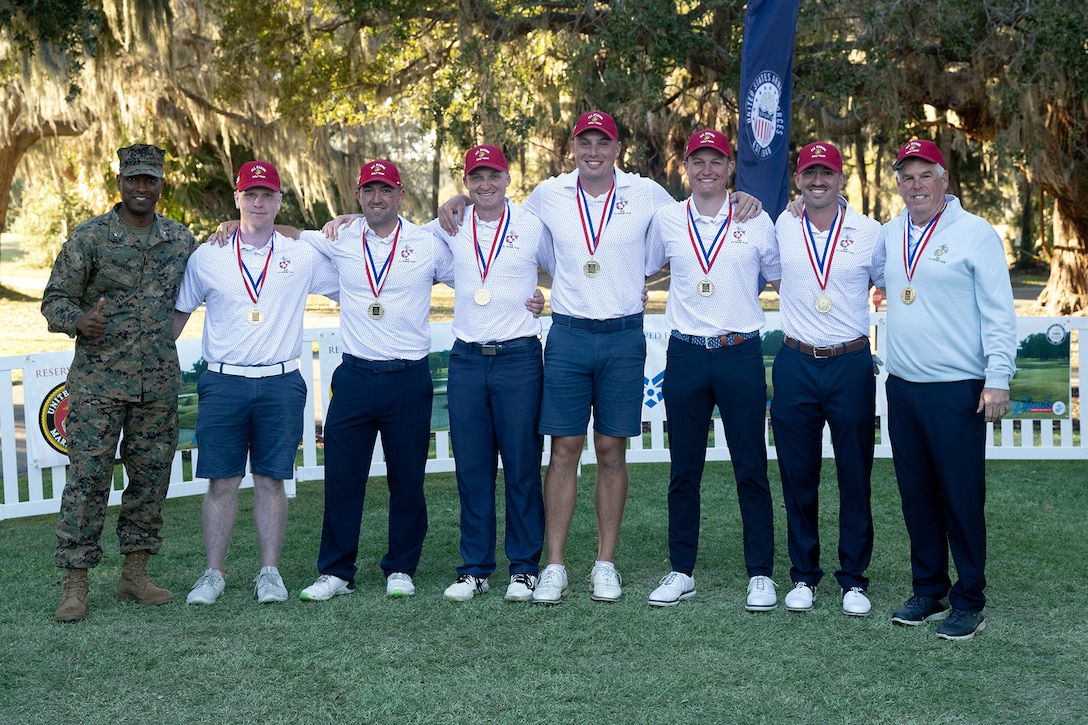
[0,284,38,302]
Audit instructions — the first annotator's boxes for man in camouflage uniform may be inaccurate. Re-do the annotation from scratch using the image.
[42,144,199,622]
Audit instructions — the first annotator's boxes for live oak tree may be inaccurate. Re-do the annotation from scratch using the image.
[792,0,1088,314]
[5,0,1088,315]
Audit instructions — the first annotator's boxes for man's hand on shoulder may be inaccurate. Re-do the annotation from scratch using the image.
[437,195,471,235]
[731,191,763,222]
[208,221,239,247]
[322,215,363,240]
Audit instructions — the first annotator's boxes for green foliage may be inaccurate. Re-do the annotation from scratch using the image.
[9,177,95,268]
[0,0,100,55]
[1018,332,1070,361]
[158,142,323,240]
[0,0,101,89]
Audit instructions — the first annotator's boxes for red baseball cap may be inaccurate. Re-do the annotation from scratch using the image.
[796,142,843,173]
[684,129,733,159]
[573,110,618,140]
[357,160,402,188]
[235,161,281,192]
[464,145,509,176]
[893,139,945,170]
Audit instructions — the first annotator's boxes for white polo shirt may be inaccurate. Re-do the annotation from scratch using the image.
[301,217,451,361]
[646,195,779,336]
[176,232,339,366]
[774,197,885,346]
[424,200,547,344]
[524,167,674,320]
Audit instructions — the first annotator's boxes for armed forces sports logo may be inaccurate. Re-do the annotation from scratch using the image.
[38,383,70,455]
[644,370,665,409]
[744,71,785,159]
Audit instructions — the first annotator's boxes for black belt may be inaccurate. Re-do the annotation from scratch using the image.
[458,336,540,356]
[341,354,426,372]
[551,312,643,333]
[783,336,869,359]
[671,329,759,349]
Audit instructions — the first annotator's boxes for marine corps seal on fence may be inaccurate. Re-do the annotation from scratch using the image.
[38,382,70,455]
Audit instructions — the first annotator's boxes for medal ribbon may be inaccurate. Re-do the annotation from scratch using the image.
[234,230,275,304]
[472,200,511,285]
[363,218,401,299]
[902,209,943,283]
[576,176,616,258]
[686,199,732,276]
[801,206,845,291]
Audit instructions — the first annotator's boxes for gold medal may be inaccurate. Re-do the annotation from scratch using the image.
[248,308,263,325]
[815,294,832,313]
[368,302,385,320]
[901,285,916,305]
[583,259,601,277]
[698,279,715,297]
[473,288,491,305]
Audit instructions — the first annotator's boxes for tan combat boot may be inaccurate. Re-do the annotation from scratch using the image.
[55,568,90,622]
[116,551,173,605]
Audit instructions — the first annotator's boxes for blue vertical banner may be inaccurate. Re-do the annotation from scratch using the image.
[735,0,800,218]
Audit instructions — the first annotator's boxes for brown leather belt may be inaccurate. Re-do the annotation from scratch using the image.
[783,336,868,359]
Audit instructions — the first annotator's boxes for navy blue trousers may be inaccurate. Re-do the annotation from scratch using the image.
[317,355,431,584]
[448,338,544,578]
[662,336,774,576]
[771,343,875,591]
[886,375,987,611]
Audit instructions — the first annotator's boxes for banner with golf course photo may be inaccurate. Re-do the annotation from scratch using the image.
[1008,318,1072,419]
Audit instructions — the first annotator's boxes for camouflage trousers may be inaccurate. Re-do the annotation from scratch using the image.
[54,393,179,569]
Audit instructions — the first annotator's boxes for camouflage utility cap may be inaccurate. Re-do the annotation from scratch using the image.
[118,144,165,178]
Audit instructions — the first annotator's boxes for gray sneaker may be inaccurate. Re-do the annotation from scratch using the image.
[891,594,949,625]
[254,566,288,603]
[300,574,354,602]
[386,572,416,597]
[187,568,225,605]
[937,609,986,640]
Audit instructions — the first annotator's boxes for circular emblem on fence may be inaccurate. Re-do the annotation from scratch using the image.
[38,382,70,455]
[744,70,785,159]
[1046,323,1067,345]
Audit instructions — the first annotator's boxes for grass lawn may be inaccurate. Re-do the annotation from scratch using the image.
[1,459,1085,724]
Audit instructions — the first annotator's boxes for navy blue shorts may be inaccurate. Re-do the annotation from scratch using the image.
[194,370,307,480]
[540,313,646,438]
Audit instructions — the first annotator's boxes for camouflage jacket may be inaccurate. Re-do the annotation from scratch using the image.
[41,204,199,401]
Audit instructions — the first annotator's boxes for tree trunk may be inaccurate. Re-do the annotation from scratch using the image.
[1033,199,1088,315]
[855,134,869,217]
[1016,173,1033,268]
[431,124,443,220]
[0,92,86,235]
[871,137,886,223]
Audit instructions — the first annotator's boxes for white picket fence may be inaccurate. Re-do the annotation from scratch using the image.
[1,313,1083,521]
